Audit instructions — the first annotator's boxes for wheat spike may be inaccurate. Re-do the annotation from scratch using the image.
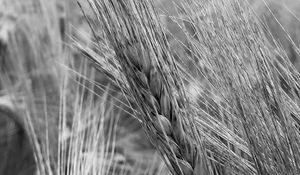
[82,0,300,174]
[86,0,205,174]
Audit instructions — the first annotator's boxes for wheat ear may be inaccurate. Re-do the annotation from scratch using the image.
[86,0,206,174]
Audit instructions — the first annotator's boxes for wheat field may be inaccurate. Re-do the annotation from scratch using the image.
[0,0,300,175]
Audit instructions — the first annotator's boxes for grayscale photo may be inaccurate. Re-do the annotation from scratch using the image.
[0,0,300,174]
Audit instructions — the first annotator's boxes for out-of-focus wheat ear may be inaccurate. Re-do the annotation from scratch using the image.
[0,103,36,175]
